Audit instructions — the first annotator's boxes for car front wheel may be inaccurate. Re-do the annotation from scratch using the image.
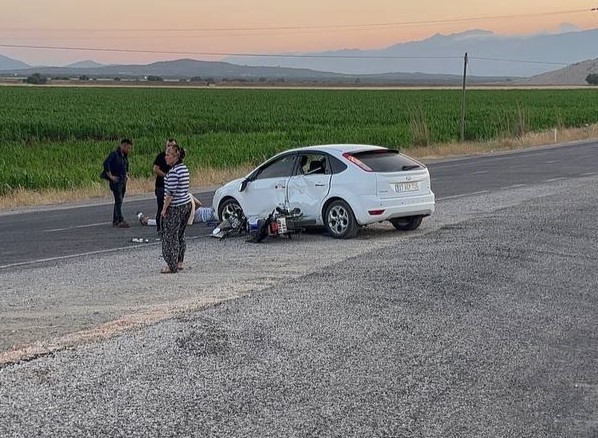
[218,198,244,222]
[390,215,423,231]
[324,200,358,239]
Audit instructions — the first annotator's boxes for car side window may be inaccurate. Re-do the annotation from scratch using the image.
[328,155,347,174]
[297,153,328,175]
[254,154,296,181]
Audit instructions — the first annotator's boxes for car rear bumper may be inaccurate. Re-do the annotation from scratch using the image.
[355,192,435,224]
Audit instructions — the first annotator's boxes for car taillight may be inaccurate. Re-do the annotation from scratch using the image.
[342,152,373,172]
[368,209,385,216]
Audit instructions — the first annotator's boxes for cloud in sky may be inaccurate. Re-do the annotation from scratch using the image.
[0,0,596,66]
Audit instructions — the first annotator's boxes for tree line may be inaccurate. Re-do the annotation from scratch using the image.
[22,72,598,86]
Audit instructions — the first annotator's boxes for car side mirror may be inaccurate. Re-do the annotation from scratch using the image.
[239,179,248,192]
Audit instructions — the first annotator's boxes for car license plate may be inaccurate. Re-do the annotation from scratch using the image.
[395,182,419,192]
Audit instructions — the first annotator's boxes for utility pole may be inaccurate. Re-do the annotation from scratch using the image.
[461,52,468,143]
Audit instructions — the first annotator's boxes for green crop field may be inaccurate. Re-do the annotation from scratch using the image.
[1,86,597,194]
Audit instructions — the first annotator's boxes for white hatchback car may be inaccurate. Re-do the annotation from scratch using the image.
[212,144,435,239]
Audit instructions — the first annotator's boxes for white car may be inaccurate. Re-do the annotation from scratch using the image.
[212,144,435,239]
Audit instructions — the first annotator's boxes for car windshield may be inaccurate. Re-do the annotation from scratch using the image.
[350,150,423,172]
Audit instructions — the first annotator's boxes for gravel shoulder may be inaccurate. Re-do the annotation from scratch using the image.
[1,176,597,437]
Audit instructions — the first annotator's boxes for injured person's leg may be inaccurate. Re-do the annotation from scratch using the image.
[194,206,216,223]
[138,207,216,227]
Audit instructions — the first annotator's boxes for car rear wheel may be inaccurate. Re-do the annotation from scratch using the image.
[390,215,423,231]
[325,200,358,239]
[218,198,244,222]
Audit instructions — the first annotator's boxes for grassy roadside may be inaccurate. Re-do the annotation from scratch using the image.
[1,123,596,211]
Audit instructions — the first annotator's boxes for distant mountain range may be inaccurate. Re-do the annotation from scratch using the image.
[65,60,106,69]
[514,58,598,86]
[226,27,598,78]
[0,54,30,70]
[0,55,514,86]
[1,27,598,85]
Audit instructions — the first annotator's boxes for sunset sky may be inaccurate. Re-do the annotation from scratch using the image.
[1,0,596,66]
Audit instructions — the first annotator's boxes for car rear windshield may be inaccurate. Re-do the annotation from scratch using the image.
[350,150,424,172]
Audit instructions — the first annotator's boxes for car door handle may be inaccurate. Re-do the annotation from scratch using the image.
[314,183,326,187]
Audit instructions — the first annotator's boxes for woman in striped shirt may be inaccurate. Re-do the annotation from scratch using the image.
[160,144,192,273]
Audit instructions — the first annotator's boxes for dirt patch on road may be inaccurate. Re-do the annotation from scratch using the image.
[0,296,244,366]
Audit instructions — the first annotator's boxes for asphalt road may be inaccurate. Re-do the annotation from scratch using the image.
[1,141,597,269]
[1,141,597,437]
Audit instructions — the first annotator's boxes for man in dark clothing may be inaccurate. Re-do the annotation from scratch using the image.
[103,138,133,228]
[152,138,175,234]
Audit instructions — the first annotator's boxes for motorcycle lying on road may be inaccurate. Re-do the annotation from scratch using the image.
[212,205,314,243]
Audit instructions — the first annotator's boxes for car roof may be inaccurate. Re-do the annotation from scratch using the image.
[285,144,389,155]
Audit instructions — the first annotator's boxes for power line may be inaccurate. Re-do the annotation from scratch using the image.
[469,57,568,66]
[0,43,578,67]
[0,8,592,34]
[0,43,461,60]
[1,7,594,68]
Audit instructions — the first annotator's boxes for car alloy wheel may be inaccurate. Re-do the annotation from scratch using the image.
[325,199,358,239]
[218,198,244,222]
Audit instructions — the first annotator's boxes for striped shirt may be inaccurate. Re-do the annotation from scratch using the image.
[164,163,192,207]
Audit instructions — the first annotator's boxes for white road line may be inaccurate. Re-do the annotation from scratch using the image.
[545,177,566,182]
[0,235,216,270]
[470,170,489,175]
[0,243,156,270]
[44,222,111,232]
[438,190,490,201]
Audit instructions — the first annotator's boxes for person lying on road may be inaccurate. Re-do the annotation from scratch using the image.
[137,195,216,226]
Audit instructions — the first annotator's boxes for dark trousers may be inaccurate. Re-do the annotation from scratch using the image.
[110,181,126,224]
[155,186,165,232]
[161,202,192,272]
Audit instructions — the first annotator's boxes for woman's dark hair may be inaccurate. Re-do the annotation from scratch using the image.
[170,144,186,162]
